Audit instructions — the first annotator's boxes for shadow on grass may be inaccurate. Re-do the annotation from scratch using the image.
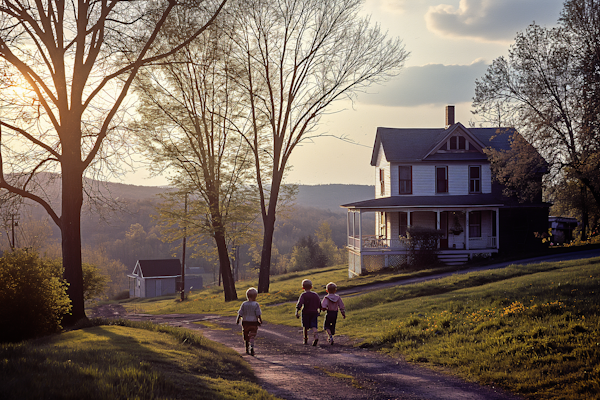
[0,320,270,400]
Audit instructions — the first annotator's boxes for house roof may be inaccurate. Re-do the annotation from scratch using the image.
[371,124,515,166]
[133,259,181,278]
[341,194,504,209]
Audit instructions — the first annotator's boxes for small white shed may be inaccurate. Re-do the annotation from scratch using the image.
[128,259,181,298]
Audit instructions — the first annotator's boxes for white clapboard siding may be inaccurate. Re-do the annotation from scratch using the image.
[384,162,492,197]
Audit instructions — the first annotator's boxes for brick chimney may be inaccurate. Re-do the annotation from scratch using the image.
[445,105,455,127]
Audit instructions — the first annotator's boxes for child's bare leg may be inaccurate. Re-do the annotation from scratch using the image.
[303,327,308,344]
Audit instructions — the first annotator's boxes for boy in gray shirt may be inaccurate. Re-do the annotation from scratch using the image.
[237,287,262,355]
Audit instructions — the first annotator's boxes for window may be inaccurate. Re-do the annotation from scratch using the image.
[448,136,466,150]
[398,212,407,236]
[399,166,412,194]
[379,169,385,195]
[469,166,481,193]
[436,166,448,193]
[469,211,481,238]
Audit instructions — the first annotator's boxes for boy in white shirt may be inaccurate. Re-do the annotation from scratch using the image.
[236,287,262,355]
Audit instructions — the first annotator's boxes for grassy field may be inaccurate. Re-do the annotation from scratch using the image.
[0,320,279,400]
[123,257,600,400]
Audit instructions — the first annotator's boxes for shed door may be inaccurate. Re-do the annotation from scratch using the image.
[156,280,162,296]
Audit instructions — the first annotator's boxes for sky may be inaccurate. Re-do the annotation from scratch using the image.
[123,0,565,187]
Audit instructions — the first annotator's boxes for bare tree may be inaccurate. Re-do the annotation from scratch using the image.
[229,0,408,292]
[0,0,226,323]
[132,24,259,301]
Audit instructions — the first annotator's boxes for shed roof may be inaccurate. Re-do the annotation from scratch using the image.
[134,259,181,278]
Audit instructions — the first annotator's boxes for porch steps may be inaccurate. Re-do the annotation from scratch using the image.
[437,253,469,266]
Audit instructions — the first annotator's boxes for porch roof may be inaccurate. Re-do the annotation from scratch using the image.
[341,194,504,210]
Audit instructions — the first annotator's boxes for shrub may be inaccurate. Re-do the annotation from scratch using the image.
[406,227,443,268]
[0,250,71,342]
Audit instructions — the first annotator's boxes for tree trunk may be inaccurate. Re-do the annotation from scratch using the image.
[580,185,589,241]
[258,214,276,293]
[258,171,282,294]
[214,230,237,301]
[61,157,85,325]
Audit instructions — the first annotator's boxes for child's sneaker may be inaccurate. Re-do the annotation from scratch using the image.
[250,346,255,356]
[303,337,308,345]
[245,342,250,354]
[312,338,318,346]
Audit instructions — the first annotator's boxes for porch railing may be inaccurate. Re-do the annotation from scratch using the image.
[349,235,410,250]
[349,235,498,251]
[468,235,497,249]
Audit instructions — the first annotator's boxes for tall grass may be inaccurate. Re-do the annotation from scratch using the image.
[344,259,600,400]
[0,320,279,400]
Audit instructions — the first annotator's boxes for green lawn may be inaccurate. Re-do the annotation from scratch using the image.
[0,320,279,400]
[123,257,600,400]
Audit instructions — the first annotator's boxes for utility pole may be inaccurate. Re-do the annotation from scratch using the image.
[180,193,188,302]
[10,213,18,250]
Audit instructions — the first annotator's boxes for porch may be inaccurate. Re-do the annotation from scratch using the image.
[344,205,501,277]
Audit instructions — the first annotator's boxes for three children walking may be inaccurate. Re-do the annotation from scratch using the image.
[296,279,346,346]
[237,279,346,356]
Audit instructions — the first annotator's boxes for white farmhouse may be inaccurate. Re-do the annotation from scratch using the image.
[342,106,549,277]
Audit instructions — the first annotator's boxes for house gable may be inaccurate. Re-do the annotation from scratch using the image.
[422,123,486,159]
[130,261,144,278]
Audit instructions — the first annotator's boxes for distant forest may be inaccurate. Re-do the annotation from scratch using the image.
[3,180,374,294]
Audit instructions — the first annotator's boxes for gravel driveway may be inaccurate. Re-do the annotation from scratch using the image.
[91,304,522,400]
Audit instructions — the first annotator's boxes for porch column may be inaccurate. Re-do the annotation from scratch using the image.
[466,209,470,250]
[358,210,363,250]
[436,211,440,230]
[347,211,352,247]
[407,210,411,228]
[496,208,500,250]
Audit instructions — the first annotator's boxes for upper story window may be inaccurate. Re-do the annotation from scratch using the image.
[398,166,412,194]
[469,165,481,193]
[448,135,466,150]
[436,166,448,193]
[379,169,385,195]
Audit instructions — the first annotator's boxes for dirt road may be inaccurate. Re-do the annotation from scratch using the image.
[91,304,521,400]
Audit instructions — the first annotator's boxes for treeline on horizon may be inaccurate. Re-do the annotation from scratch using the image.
[2,181,374,297]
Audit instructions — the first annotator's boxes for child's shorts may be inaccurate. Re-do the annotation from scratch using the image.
[242,321,259,341]
[301,313,318,329]
[324,310,338,335]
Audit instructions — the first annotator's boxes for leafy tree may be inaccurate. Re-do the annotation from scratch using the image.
[82,246,124,299]
[0,0,226,323]
[483,131,547,203]
[229,0,409,292]
[0,250,71,342]
[315,222,342,266]
[473,0,600,229]
[289,235,327,272]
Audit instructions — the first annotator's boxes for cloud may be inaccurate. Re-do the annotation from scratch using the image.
[378,0,423,14]
[425,0,563,42]
[358,60,489,107]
